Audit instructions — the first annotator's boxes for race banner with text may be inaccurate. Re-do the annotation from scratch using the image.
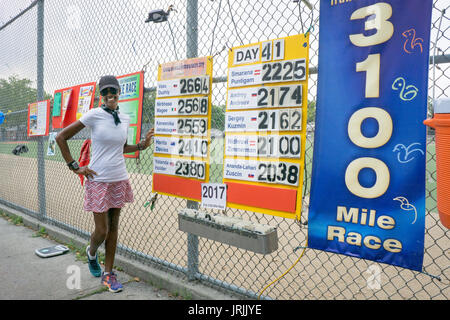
[308,0,432,271]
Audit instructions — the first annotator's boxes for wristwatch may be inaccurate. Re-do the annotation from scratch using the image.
[137,140,146,151]
[67,160,80,171]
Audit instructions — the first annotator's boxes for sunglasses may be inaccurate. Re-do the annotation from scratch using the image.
[100,87,118,96]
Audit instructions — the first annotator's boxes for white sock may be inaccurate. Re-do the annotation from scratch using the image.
[87,246,96,260]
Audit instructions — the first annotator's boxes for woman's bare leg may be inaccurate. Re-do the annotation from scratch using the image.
[104,208,121,273]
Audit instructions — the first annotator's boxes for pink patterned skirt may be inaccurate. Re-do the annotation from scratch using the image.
[84,179,134,213]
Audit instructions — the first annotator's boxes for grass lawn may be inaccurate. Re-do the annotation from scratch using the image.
[0,139,154,175]
[0,136,438,210]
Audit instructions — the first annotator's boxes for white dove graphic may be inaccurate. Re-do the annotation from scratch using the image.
[393,196,417,224]
[392,143,424,163]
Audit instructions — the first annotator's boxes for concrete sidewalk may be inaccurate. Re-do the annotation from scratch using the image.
[0,206,236,300]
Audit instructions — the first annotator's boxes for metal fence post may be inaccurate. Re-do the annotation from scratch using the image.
[186,0,199,281]
[36,0,46,221]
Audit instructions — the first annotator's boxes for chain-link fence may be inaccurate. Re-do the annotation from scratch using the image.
[0,0,448,300]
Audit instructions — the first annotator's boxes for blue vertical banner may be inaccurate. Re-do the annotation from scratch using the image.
[308,0,433,271]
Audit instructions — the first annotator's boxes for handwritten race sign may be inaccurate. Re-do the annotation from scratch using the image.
[153,57,213,201]
[308,0,432,271]
[223,34,309,219]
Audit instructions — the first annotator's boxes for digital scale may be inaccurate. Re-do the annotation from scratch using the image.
[35,245,69,258]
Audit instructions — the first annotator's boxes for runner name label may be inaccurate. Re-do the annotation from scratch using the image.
[153,157,206,180]
[155,96,209,116]
[155,117,208,136]
[225,134,301,158]
[227,84,302,110]
[228,58,306,88]
[157,75,210,98]
[154,136,208,158]
[225,109,302,132]
[224,158,300,186]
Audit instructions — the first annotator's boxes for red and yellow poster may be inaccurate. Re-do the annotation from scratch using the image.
[27,100,50,137]
[52,81,96,129]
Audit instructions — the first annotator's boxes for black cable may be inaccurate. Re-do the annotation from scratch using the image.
[210,0,223,56]
[227,0,244,46]
[298,0,304,34]
[167,19,178,61]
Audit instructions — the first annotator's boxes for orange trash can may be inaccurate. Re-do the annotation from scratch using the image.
[424,98,450,229]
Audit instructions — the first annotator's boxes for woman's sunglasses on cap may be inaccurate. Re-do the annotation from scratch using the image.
[100,87,118,96]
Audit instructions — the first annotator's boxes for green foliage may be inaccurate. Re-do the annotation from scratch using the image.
[32,226,48,238]
[211,104,225,130]
[307,100,316,123]
[0,75,52,113]
[142,90,156,125]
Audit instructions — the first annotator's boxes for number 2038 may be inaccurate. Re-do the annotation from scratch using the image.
[258,162,299,186]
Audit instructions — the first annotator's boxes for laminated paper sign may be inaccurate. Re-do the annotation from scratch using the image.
[76,85,94,120]
[28,100,50,137]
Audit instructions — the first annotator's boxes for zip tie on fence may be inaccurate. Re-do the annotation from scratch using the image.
[305,16,319,37]
[212,44,227,59]
[420,270,442,282]
[144,193,158,211]
[293,245,307,252]
[305,24,314,36]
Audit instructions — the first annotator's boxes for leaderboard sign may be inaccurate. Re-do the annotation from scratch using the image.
[224,34,309,219]
[153,57,213,200]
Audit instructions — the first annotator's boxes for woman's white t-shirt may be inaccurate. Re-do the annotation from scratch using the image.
[79,107,130,182]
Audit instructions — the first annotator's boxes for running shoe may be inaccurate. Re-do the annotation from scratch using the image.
[101,271,123,293]
[86,245,102,277]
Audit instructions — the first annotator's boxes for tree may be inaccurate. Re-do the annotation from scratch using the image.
[0,75,51,113]
[307,100,316,124]
[211,104,225,130]
[142,90,156,125]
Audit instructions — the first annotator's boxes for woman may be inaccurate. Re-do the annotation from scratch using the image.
[56,75,154,293]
